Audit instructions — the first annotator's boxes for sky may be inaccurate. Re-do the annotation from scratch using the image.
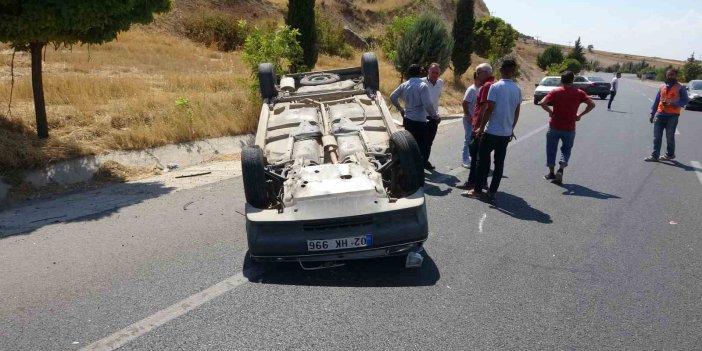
[483,0,702,61]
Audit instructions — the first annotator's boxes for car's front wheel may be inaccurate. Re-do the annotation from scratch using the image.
[599,94,608,100]
[389,130,423,196]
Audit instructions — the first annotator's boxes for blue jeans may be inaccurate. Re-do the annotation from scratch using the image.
[651,114,679,158]
[546,128,576,167]
[462,117,472,164]
[608,91,616,109]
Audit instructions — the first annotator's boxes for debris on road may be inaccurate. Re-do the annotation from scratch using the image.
[175,172,212,179]
[166,163,179,170]
[182,201,194,210]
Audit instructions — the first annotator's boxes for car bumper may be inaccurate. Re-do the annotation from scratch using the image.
[534,93,547,102]
[246,190,428,262]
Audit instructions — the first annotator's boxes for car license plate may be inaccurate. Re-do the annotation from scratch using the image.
[307,235,372,252]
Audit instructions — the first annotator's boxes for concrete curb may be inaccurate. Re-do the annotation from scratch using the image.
[1,134,253,204]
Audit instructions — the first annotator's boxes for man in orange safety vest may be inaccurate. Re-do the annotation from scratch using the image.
[644,68,690,162]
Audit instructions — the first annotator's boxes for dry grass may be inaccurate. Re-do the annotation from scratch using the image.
[0,29,258,170]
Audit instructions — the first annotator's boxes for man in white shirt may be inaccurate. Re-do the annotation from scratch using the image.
[390,64,437,168]
[463,59,522,201]
[421,63,445,170]
[608,72,621,110]
[461,72,480,168]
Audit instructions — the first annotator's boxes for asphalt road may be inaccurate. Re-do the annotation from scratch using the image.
[2,75,702,350]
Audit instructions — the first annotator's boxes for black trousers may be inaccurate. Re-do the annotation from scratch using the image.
[403,118,430,163]
[426,118,439,163]
[475,133,511,193]
[466,132,480,185]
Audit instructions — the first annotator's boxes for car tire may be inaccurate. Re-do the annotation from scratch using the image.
[533,98,540,105]
[361,52,380,91]
[242,145,270,209]
[258,63,277,100]
[299,72,341,86]
[599,94,608,100]
[389,130,423,196]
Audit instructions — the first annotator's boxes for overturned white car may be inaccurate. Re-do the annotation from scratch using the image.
[242,53,428,268]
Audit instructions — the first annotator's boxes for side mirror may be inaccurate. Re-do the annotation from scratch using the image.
[534,83,539,87]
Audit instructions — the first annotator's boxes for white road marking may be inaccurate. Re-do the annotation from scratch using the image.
[81,267,265,351]
[478,213,487,233]
[691,161,702,187]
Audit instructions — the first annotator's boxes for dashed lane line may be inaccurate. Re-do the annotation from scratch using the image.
[81,266,266,351]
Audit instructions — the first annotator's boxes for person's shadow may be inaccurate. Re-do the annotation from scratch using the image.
[659,160,702,172]
[557,183,621,199]
[487,192,553,224]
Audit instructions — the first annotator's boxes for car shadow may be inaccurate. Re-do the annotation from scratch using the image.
[487,192,553,224]
[422,169,460,197]
[556,183,621,199]
[658,160,702,172]
[0,181,175,238]
[242,249,441,287]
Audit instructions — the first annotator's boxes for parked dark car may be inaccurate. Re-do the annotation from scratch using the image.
[643,72,657,80]
[573,76,611,99]
[686,80,702,111]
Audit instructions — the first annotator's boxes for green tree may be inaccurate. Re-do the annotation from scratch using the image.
[682,53,702,82]
[242,25,304,76]
[451,0,475,79]
[395,13,453,79]
[587,44,594,53]
[381,15,417,63]
[537,45,564,70]
[286,0,317,70]
[0,0,172,138]
[566,37,586,65]
[546,58,583,75]
[315,10,353,59]
[473,16,519,61]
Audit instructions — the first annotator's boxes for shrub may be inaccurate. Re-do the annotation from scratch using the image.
[316,11,354,59]
[380,15,417,63]
[394,13,452,78]
[242,25,305,76]
[473,16,519,61]
[537,45,564,70]
[183,12,249,51]
[546,58,582,75]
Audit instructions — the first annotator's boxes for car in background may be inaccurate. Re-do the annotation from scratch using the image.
[686,80,702,111]
[533,76,561,104]
[643,72,657,80]
[574,76,611,100]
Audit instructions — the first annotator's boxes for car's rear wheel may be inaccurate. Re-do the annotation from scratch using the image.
[389,130,423,196]
[242,145,271,209]
[258,63,277,100]
[361,52,380,91]
[599,94,608,100]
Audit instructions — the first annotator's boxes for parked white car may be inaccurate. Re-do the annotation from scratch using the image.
[533,76,561,104]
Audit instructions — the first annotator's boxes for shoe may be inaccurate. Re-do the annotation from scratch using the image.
[461,189,483,198]
[644,156,659,162]
[424,162,436,170]
[660,154,675,161]
[462,162,470,169]
[544,173,556,181]
[456,182,474,190]
[553,171,563,184]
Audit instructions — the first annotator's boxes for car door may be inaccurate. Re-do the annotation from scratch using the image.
[573,76,590,93]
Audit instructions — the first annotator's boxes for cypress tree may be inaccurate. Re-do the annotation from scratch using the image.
[451,0,475,78]
[395,13,453,79]
[286,0,318,70]
[567,37,587,65]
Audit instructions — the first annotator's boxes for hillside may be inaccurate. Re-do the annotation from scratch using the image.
[0,0,685,176]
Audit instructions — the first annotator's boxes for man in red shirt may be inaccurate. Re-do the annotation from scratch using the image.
[539,71,595,184]
[458,63,495,190]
